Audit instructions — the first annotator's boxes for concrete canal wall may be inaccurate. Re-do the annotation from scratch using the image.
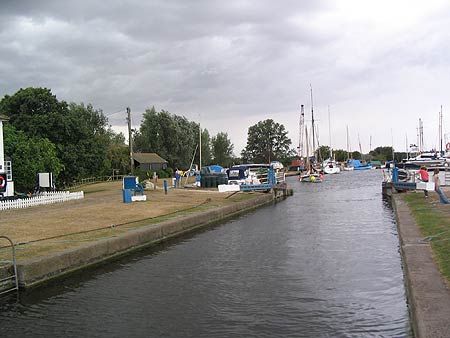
[392,194,450,338]
[15,193,282,289]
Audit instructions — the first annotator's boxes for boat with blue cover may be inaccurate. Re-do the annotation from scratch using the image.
[347,159,372,170]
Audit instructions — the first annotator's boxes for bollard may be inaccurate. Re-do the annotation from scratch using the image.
[392,167,398,183]
[163,179,168,194]
[122,189,132,203]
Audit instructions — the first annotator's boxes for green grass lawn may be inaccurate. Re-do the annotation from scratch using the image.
[403,193,450,284]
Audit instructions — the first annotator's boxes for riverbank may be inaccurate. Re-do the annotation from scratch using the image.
[0,181,287,289]
[392,192,450,338]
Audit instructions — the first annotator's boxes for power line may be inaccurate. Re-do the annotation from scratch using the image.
[104,108,125,117]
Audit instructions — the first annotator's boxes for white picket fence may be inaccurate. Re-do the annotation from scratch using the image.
[0,191,84,211]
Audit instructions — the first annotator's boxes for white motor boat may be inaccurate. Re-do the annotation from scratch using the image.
[400,152,450,169]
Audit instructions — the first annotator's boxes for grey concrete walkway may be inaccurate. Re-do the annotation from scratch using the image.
[393,194,450,338]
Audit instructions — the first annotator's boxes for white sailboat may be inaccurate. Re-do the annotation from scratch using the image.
[299,126,323,183]
[299,85,323,183]
[322,106,340,174]
[323,157,340,174]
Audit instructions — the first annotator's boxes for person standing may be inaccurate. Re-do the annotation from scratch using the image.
[433,168,449,204]
[175,168,181,188]
[418,166,429,197]
[152,171,158,190]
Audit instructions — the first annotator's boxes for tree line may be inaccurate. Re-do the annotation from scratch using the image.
[1,87,399,193]
[0,87,245,191]
[0,88,129,191]
[317,145,402,162]
[133,106,235,172]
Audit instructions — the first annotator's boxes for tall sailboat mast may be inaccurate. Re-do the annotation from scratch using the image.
[346,125,350,161]
[328,105,332,159]
[419,118,424,153]
[305,126,311,170]
[298,104,305,158]
[358,133,363,156]
[310,84,316,155]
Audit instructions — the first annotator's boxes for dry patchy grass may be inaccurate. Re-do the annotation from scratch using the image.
[0,181,258,261]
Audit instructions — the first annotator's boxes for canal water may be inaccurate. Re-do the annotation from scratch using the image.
[0,170,410,337]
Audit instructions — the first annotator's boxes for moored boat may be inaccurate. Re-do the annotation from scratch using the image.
[322,158,340,174]
[347,159,372,170]
[299,172,323,183]
[397,151,450,170]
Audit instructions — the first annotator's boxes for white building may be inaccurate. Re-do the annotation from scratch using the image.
[0,114,14,197]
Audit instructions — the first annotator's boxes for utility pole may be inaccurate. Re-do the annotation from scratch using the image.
[199,122,202,169]
[127,107,134,175]
[439,106,443,155]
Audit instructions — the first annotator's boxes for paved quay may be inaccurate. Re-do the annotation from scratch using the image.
[392,194,450,338]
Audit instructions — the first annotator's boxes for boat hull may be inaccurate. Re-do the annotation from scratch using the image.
[299,174,323,183]
[323,166,340,174]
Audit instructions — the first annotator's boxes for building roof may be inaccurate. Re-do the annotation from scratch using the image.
[133,152,167,164]
[0,114,9,121]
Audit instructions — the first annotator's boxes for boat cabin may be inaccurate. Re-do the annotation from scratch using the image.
[227,164,270,185]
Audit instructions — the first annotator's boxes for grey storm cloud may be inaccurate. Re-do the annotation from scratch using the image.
[1,0,450,153]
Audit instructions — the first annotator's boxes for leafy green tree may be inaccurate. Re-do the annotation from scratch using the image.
[0,87,125,185]
[106,144,129,175]
[278,148,297,167]
[134,107,212,169]
[211,132,234,167]
[369,146,394,161]
[241,119,292,163]
[333,149,348,162]
[3,124,63,191]
[0,87,69,140]
[240,148,251,164]
[351,151,362,160]
[60,103,112,180]
[105,130,129,175]
[394,152,407,162]
[199,128,212,166]
[317,147,350,163]
[318,145,331,160]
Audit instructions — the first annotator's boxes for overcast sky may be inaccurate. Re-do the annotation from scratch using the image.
[1,0,450,155]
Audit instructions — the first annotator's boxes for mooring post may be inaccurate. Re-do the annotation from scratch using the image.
[392,167,398,183]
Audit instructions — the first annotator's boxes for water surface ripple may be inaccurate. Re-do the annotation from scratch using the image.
[0,170,410,337]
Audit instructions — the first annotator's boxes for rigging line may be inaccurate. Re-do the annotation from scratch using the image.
[105,108,126,117]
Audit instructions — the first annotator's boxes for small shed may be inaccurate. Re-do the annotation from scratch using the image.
[133,152,168,172]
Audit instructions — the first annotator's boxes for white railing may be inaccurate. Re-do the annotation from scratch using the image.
[0,191,84,211]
